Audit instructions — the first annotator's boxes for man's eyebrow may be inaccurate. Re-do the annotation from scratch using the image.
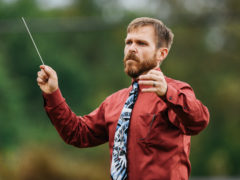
[125,38,130,42]
[125,38,148,43]
[136,39,148,43]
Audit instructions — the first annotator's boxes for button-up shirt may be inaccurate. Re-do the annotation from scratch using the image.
[43,71,209,180]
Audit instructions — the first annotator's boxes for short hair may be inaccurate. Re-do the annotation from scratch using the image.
[127,17,174,50]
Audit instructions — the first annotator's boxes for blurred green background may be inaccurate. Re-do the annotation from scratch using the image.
[0,0,239,179]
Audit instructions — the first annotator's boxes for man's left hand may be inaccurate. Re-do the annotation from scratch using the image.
[138,69,167,97]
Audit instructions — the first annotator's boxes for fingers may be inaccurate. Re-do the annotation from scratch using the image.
[37,77,45,85]
[139,70,165,84]
[40,65,56,78]
[139,74,159,81]
[138,80,160,87]
[37,69,49,86]
[139,70,163,80]
[38,69,48,79]
[37,65,55,84]
[141,87,157,93]
[138,70,167,96]
[37,65,59,94]
[148,69,162,75]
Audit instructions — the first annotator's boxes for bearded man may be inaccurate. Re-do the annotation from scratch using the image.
[37,17,209,180]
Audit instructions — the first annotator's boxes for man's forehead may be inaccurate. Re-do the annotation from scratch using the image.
[126,25,155,40]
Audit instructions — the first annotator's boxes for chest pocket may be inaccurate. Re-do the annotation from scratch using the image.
[136,112,180,149]
[138,113,157,141]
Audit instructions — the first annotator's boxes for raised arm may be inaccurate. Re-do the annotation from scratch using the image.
[37,65,108,147]
[139,69,209,135]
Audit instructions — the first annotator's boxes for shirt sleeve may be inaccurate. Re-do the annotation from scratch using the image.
[43,89,109,148]
[162,82,210,135]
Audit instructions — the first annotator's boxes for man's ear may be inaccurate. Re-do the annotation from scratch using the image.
[156,48,168,65]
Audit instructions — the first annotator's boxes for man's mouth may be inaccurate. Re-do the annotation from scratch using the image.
[126,58,138,62]
[125,53,139,63]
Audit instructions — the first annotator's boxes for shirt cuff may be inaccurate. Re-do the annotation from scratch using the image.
[161,84,178,104]
[42,88,65,107]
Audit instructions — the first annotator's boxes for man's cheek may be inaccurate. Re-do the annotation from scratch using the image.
[124,47,128,56]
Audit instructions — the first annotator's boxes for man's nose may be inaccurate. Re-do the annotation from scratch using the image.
[128,43,137,53]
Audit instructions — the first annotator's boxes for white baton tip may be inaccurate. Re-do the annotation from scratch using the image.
[22,17,45,65]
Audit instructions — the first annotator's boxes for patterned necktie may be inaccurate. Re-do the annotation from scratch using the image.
[111,81,139,180]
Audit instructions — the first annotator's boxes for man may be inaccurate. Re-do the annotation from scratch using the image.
[37,17,209,180]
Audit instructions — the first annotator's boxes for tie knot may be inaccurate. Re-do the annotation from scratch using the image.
[130,81,139,95]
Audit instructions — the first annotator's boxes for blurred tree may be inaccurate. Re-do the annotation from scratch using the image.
[0,0,239,179]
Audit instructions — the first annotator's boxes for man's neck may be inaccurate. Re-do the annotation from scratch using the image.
[132,66,161,82]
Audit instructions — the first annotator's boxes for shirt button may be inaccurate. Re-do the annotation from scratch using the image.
[169,96,172,100]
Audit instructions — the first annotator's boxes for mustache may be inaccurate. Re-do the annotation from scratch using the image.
[124,53,140,62]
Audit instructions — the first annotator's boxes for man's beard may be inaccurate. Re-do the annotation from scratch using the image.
[123,52,157,78]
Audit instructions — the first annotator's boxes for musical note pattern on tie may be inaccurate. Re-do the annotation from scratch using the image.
[111,82,139,180]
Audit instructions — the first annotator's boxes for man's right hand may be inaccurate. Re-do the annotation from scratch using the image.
[37,65,59,94]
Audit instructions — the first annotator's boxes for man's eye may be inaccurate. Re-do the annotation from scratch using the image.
[138,41,146,46]
[126,41,132,45]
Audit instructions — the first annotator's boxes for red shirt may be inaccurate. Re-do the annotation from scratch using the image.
[43,73,209,180]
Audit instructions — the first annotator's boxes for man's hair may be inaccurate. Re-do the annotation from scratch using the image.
[127,17,174,50]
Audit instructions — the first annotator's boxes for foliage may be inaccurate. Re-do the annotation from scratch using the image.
[0,0,239,179]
